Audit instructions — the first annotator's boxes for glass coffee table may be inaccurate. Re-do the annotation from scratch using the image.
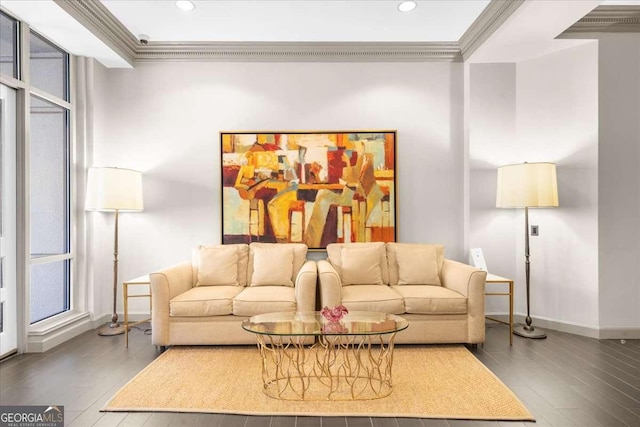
[241,311,408,401]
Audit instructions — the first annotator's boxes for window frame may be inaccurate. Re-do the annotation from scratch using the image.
[0,9,80,348]
[0,11,20,79]
[28,91,72,324]
[26,30,74,328]
[29,30,70,103]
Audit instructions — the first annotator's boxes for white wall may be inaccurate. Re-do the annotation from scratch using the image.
[597,33,640,334]
[515,43,599,331]
[90,61,465,316]
[469,63,518,315]
[469,42,599,331]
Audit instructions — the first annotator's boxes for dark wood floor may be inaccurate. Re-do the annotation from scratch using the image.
[1,322,639,427]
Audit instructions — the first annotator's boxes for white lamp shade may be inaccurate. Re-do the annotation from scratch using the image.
[496,162,559,208]
[85,167,144,212]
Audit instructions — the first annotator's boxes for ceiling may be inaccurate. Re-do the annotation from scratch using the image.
[100,0,491,43]
[1,0,638,68]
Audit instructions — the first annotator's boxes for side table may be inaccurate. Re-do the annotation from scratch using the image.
[123,275,151,348]
[485,273,514,346]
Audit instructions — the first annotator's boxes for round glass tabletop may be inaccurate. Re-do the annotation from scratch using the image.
[241,311,409,336]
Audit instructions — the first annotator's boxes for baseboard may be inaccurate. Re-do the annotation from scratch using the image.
[27,312,93,353]
[597,327,640,340]
[92,312,151,329]
[26,312,152,353]
[92,313,112,330]
[27,310,636,353]
[486,312,602,339]
[485,312,510,322]
[518,315,601,339]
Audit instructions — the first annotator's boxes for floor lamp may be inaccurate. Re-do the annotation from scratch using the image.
[86,167,144,336]
[496,162,558,339]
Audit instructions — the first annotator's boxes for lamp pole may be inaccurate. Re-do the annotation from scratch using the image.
[98,209,125,336]
[514,206,546,339]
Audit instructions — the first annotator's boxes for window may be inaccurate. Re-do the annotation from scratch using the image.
[29,31,69,101]
[30,261,70,324]
[29,97,70,256]
[27,32,72,325]
[29,95,71,323]
[0,12,18,78]
[1,11,75,347]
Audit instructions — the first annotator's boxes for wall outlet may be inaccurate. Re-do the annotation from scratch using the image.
[531,225,539,236]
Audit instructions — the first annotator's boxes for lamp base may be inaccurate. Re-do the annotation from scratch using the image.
[97,323,126,336]
[513,324,547,339]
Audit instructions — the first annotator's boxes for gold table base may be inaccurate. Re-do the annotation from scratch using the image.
[255,333,399,401]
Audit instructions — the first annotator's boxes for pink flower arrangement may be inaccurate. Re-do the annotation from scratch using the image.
[321,305,349,322]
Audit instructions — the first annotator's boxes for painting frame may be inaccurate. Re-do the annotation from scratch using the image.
[220,130,397,250]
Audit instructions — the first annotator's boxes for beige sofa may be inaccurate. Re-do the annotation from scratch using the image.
[318,242,486,344]
[151,243,317,346]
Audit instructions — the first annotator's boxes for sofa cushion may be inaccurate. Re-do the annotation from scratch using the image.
[395,245,441,286]
[192,244,249,286]
[233,286,297,316]
[170,286,243,317]
[326,242,390,285]
[340,245,384,285]
[394,285,467,315]
[250,244,294,287]
[196,245,238,286]
[387,243,444,286]
[341,285,404,314]
[248,243,307,286]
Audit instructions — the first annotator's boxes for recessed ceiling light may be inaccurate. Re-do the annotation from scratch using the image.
[175,1,195,11]
[398,1,417,12]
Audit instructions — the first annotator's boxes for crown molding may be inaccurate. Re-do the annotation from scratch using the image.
[53,0,462,63]
[51,0,529,64]
[134,42,462,62]
[44,1,640,65]
[563,6,640,33]
[53,0,139,65]
[52,0,465,63]
[459,0,525,60]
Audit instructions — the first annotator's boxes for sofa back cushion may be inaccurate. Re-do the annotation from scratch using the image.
[387,243,444,286]
[248,243,308,287]
[191,244,249,286]
[326,242,389,285]
[250,244,294,286]
[341,245,384,285]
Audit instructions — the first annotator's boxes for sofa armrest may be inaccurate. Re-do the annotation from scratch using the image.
[295,260,317,312]
[441,259,486,343]
[150,261,193,346]
[318,260,342,308]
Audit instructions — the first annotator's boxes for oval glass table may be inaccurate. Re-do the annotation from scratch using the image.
[241,311,409,401]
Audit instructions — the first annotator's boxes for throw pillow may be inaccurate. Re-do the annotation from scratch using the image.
[341,246,384,286]
[251,245,294,287]
[396,245,441,285]
[197,245,239,286]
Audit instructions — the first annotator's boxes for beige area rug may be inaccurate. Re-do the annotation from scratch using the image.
[103,346,534,420]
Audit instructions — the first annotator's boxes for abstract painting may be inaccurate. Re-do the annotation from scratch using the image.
[221,131,396,249]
